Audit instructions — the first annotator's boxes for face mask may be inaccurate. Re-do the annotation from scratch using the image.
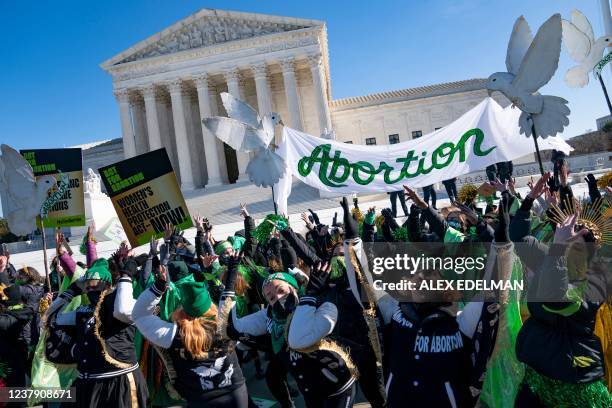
[86,290,102,305]
[14,279,25,286]
[448,220,462,231]
[272,292,297,319]
[219,254,230,266]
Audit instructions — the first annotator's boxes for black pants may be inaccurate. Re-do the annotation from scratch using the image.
[442,179,458,203]
[422,185,436,209]
[514,382,547,407]
[265,354,294,408]
[305,382,356,408]
[188,383,249,408]
[389,191,408,217]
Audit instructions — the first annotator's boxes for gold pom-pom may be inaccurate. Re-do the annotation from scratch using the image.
[597,171,612,189]
[458,184,479,203]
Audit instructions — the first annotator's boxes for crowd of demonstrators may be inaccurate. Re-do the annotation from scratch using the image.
[0,164,610,408]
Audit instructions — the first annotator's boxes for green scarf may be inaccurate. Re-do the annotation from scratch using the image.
[270,311,288,354]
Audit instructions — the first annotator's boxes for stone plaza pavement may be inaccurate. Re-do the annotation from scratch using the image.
[181,179,389,225]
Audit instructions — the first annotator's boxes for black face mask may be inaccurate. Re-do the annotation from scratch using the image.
[271,292,297,319]
[219,254,230,266]
[86,290,102,306]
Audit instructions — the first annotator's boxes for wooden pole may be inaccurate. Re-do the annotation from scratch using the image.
[40,218,51,291]
[530,117,545,176]
[598,73,612,115]
[271,185,278,215]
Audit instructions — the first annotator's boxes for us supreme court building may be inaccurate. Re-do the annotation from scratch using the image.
[101,8,508,190]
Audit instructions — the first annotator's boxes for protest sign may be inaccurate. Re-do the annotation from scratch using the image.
[99,148,192,247]
[20,148,85,227]
[274,98,573,214]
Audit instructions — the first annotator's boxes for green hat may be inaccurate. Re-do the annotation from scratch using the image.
[85,258,112,283]
[263,272,299,292]
[228,235,246,252]
[214,241,233,255]
[181,281,213,318]
[168,260,190,282]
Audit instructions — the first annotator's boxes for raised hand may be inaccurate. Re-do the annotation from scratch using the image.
[340,197,359,239]
[55,230,66,255]
[86,223,95,242]
[194,214,204,232]
[453,201,478,225]
[301,212,314,230]
[306,262,331,296]
[553,212,589,244]
[489,177,508,193]
[200,254,218,268]
[508,177,517,195]
[559,162,569,187]
[527,172,551,199]
[403,185,427,209]
[239,203,249,219]
[308,209,321,226]
[149,236,159,257]
[164,223,174,241]
[364,206,376,225]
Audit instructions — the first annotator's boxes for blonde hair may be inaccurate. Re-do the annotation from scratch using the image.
[172,303,219,359]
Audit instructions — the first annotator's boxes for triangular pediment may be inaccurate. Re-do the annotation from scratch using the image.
[103,9,322,67]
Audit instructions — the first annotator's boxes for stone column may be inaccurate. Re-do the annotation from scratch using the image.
[167,79,195,190]
[251,62,273,115]
[208,87,230,183]
[142,84,163,151]
[280,57,303,131]
[224,68,249,182]
[114,88,136,159]
[194,73,223,187]
[131,97,149,154]
[307,53,332,137]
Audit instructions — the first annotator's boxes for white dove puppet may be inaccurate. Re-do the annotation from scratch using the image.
[486,14,570,138]
[562,9,612,88]
[0,144,56,236]
[202,92,285,188]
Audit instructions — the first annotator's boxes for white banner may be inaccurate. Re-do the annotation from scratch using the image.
[274,97,573,214]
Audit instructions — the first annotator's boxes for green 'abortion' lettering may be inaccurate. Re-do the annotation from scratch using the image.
[297,128,495,187]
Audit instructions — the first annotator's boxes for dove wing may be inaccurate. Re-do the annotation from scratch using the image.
[571,9,595,44]
[202,117,267,153]
[0,145,37,203]
[513,14,562,93]
[220,92,261,129]
[562,20,591,63]
[506,16,533,75]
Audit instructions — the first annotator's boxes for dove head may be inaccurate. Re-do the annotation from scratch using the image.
[595,35,612,50]
[267,112,283,126]
[486,72,514,95]
[36,175,56,195]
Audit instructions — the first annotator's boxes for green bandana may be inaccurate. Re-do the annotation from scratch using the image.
[85,258,112,283]
[214,241,233,255]
[181,281,212,318]
[364,211,376,225]
[228,236,246,251]
[270,312,288,354]
[263,272,299,292]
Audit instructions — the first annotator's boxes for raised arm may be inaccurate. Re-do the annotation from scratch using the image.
[113,258,138,323]
[132,267,177,349]
[85,225,98,267]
